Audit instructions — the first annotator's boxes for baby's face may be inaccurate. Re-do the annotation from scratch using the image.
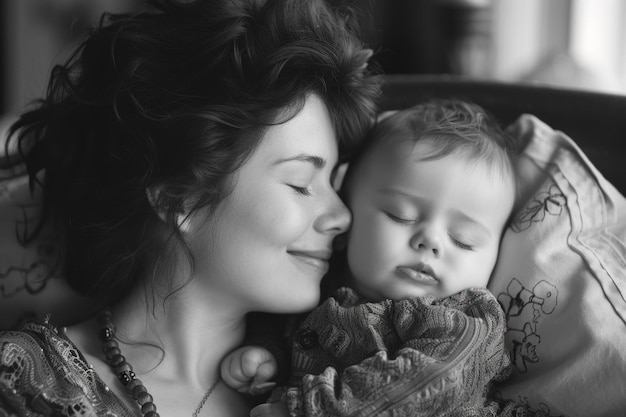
[345,141,515,301]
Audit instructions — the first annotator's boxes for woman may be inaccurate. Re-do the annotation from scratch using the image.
[0,0,381,415]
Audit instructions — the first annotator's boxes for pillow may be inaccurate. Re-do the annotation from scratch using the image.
[488,114,626,416]
[0,116,93,330]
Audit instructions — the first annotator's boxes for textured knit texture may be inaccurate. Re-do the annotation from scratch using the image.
[0,321,132,416]
[284,287,518,417]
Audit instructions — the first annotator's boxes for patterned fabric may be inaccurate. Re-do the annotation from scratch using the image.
[284,287,522,417]
[0,321,132,416]
[487,115,626,417]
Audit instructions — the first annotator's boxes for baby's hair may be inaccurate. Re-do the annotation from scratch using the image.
[369,99,517,178]
[341,99,520,210]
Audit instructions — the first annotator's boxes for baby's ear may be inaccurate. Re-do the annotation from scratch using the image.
[333,162,349,191]
[145,186,192,233]
[377,110,398,122]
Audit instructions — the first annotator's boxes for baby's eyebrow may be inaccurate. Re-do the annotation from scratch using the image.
[274,154,326,168]
[378,187,492,238]
[450,209,492,238]
[379,188,411,198]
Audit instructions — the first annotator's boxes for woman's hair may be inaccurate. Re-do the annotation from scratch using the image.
[346,99,518,186]
[5,0,381,306]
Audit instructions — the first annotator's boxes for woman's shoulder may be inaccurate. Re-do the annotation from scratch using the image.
[0,320,56,356]
[0,318,132,416]
[0,318,77,359]
[0,320,83,409]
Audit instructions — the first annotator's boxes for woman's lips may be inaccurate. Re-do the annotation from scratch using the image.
[288,249,331,274]
[396,263,437,285]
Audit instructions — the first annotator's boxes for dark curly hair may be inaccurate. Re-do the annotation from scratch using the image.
[5,0,382,306]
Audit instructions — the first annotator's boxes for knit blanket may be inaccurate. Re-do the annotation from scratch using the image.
[285,287,522,417]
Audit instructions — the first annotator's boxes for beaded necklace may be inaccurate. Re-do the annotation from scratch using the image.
[98,311,220,417]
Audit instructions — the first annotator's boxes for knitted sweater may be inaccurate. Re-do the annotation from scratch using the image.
[283,287,514,417]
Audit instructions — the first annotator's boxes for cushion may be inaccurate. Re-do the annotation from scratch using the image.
[488,114,626,416]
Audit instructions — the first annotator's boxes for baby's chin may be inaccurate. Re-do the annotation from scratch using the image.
[356,282,439,303]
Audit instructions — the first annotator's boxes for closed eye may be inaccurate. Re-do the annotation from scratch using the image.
[385,211,415,225]
[451,237,474,251]
[288,184,312,196]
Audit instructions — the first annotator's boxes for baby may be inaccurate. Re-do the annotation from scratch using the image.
[223,99,519,416]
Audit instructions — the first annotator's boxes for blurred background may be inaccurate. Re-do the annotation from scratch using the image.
[2,0,626,115]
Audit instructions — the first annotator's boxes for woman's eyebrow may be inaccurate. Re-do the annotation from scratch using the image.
[274,154,326,168]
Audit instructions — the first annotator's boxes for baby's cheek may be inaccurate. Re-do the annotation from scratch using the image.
[482,243,500,273]
[348,229,396,280]
[460,250,498,288]
[347,224,380,265]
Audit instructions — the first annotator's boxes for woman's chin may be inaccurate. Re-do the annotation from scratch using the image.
[273,292,320,314]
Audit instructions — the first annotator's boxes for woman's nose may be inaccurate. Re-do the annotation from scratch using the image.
[315,190,351,235]
[409,228,442,257]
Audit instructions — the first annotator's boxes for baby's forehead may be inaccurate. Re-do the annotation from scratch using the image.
[357,138,516,197]
[388,134,514,177]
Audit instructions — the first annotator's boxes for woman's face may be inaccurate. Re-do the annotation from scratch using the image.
[186,94,350,314]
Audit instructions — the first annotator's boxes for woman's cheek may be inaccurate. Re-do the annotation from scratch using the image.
[230,184,294,238]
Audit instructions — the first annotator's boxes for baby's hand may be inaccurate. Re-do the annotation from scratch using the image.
[250,401,289,417]
[220,346,277,396]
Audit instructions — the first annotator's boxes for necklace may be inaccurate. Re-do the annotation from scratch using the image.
[99,311,220,417]
[192,380,220,417]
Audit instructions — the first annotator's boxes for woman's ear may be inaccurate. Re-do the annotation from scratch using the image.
[145,187,192,233]
[146,186,166,222]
